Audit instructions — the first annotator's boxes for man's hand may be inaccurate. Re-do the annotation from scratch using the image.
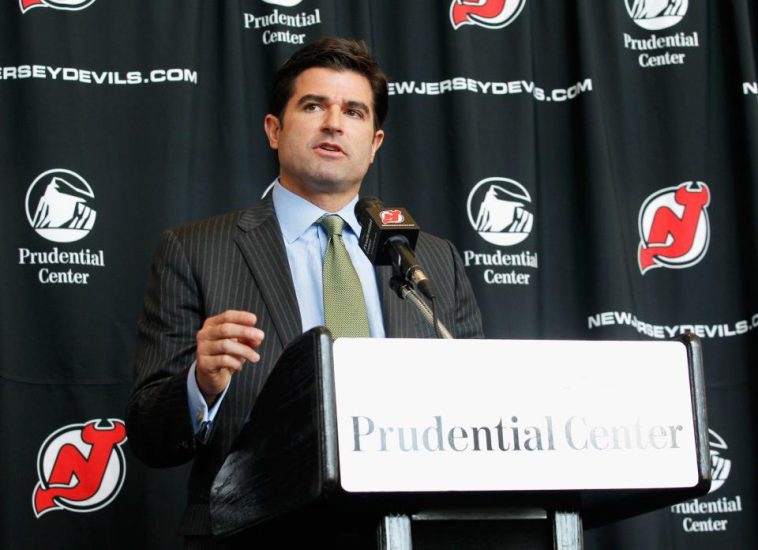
[195,310,265,404]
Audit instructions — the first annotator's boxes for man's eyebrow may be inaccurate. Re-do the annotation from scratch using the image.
[296,94,371,113]
[344,100,370,113]
[296,94,327,106]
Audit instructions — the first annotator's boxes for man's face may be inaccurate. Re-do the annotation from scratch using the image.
[264,67,384,202]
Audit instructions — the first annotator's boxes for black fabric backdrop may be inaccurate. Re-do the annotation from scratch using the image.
[1,1,756,548]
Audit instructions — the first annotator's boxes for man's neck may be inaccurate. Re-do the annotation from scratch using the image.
[278,177,360,213]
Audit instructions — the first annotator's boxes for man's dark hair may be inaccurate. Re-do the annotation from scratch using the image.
[271,37,389,130]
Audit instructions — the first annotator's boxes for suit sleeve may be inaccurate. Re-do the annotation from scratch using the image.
[126,229,201,467]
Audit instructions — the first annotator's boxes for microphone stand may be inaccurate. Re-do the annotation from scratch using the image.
[389,276,454,339]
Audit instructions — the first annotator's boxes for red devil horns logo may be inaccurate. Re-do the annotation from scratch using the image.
[20,0,97,14]
[450,0,526,30]
[33,419,127,517]
[380,209,405,224]
[638,182,711,274]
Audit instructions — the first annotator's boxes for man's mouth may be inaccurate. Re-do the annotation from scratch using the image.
[315,142,345,155]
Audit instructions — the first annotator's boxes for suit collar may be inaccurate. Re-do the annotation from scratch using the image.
[236,192,275,232]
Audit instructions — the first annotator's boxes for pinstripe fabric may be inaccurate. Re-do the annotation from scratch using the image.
[380,232,484,340]
[126,194,483,538]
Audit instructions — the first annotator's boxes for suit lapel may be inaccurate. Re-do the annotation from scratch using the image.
[232,195,432,343]
[234,195,302,348]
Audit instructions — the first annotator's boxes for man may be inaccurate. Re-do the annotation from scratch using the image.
[127,37,483,549]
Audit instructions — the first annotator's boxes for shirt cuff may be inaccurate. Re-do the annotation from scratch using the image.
[187,361,230,434]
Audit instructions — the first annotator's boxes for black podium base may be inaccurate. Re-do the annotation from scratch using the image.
[378,509,582,550]
[413,520,550,549]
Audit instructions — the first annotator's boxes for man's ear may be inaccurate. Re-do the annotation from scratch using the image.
[369,129,385,163]
[264,114,281,149]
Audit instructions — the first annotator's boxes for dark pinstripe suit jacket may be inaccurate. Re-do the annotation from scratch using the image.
[126,194,483,536]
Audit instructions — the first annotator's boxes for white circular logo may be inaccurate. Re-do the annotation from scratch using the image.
[466,177,534,246]
[625,0,689,31]
[25,169,97,243]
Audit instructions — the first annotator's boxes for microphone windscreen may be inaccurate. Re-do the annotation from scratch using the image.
[355,196,384,225]
[355,197,420,265]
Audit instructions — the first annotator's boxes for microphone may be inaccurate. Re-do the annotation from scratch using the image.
[354,197,436,299]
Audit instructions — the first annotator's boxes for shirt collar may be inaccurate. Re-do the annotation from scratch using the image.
[272,180,363,243]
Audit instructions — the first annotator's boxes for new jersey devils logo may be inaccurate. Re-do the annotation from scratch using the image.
[380,209,405,224]
[637,181,710,274]
[450,0,527,30]
[20,0,96,14]
[33,419,127,517]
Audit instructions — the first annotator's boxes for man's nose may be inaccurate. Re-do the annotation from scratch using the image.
[321,105,343,133]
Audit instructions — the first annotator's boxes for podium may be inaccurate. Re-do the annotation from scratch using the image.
[210,329,710,549]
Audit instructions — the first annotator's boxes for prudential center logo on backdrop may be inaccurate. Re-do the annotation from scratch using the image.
[669,428,745,534]
[450,0,526,30]
[622,1,699,69]
[462,177,539,286]
[18,169,106,285]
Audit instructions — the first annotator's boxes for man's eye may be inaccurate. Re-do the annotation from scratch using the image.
[346,109,365,118]
[304,103,322,111]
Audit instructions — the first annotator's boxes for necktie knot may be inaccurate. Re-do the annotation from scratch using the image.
[319,214,345,237]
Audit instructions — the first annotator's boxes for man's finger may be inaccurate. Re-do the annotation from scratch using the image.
[199,323,265,346]
[199,339,260,364]
[205,310,258,328]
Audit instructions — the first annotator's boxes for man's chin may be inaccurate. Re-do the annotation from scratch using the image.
[307,175,361,195]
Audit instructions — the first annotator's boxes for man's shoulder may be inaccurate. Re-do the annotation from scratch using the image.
[170,209,244,238]
[416,230,455,258]
[169,198,275,240]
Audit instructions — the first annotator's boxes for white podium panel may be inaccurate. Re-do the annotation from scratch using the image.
[332,338,698,493]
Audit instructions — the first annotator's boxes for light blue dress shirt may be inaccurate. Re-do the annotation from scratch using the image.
[273,181,385,337]
[188,180,385,432]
